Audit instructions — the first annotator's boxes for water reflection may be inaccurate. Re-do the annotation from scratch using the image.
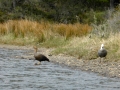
[0,48,120,90]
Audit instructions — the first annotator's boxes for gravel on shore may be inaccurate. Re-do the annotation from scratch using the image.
[0,44,120,78]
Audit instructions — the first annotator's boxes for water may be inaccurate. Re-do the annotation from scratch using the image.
[0,48,120,90]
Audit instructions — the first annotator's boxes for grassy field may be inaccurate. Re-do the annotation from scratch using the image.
[0,20,91,45]
[0,9,120,61]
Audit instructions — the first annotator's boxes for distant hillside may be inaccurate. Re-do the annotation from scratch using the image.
[0,0,119,23]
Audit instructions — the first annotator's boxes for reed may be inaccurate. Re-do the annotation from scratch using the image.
[0,19,92,45]
[53,23,92,39]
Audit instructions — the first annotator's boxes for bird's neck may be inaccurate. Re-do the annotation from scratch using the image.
[100,47,103,50]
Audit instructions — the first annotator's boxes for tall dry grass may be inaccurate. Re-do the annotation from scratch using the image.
[0,20,92,45]
[53,23,92,39]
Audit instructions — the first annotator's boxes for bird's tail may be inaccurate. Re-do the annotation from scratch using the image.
[46,57,50,62]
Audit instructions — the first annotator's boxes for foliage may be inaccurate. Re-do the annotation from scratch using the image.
[0,0,118,23]
[91,6,120,38]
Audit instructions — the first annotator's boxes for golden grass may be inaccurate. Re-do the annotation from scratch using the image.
[53,23,92,39]
[0,19,92,46]
[0,20,92,38]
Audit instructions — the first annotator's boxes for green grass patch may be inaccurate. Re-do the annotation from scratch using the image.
[40,37,69,48]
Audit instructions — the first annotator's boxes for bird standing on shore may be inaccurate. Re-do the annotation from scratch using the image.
[33,46,50,65]
[98,44,107,62]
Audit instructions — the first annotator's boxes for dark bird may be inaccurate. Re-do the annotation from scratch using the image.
[98,44,107,62]
[33,46,50,65]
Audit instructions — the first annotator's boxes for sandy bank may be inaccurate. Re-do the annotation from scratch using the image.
[0,44,120,78]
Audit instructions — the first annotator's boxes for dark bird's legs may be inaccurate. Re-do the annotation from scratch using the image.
[99,57,106,63]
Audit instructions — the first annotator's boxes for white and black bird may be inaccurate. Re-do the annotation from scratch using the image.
[98,44,107,62]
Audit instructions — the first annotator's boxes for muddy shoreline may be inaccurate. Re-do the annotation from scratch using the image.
[0,44,120,78]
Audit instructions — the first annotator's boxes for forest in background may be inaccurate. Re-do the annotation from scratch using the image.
[0,0,119,24]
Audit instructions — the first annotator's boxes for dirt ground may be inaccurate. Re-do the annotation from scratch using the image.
[0,44,120,78]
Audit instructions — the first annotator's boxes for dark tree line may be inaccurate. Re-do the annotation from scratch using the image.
[0,0,119,23]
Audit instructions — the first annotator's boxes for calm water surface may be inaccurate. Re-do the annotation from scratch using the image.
[0,48,120,90]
